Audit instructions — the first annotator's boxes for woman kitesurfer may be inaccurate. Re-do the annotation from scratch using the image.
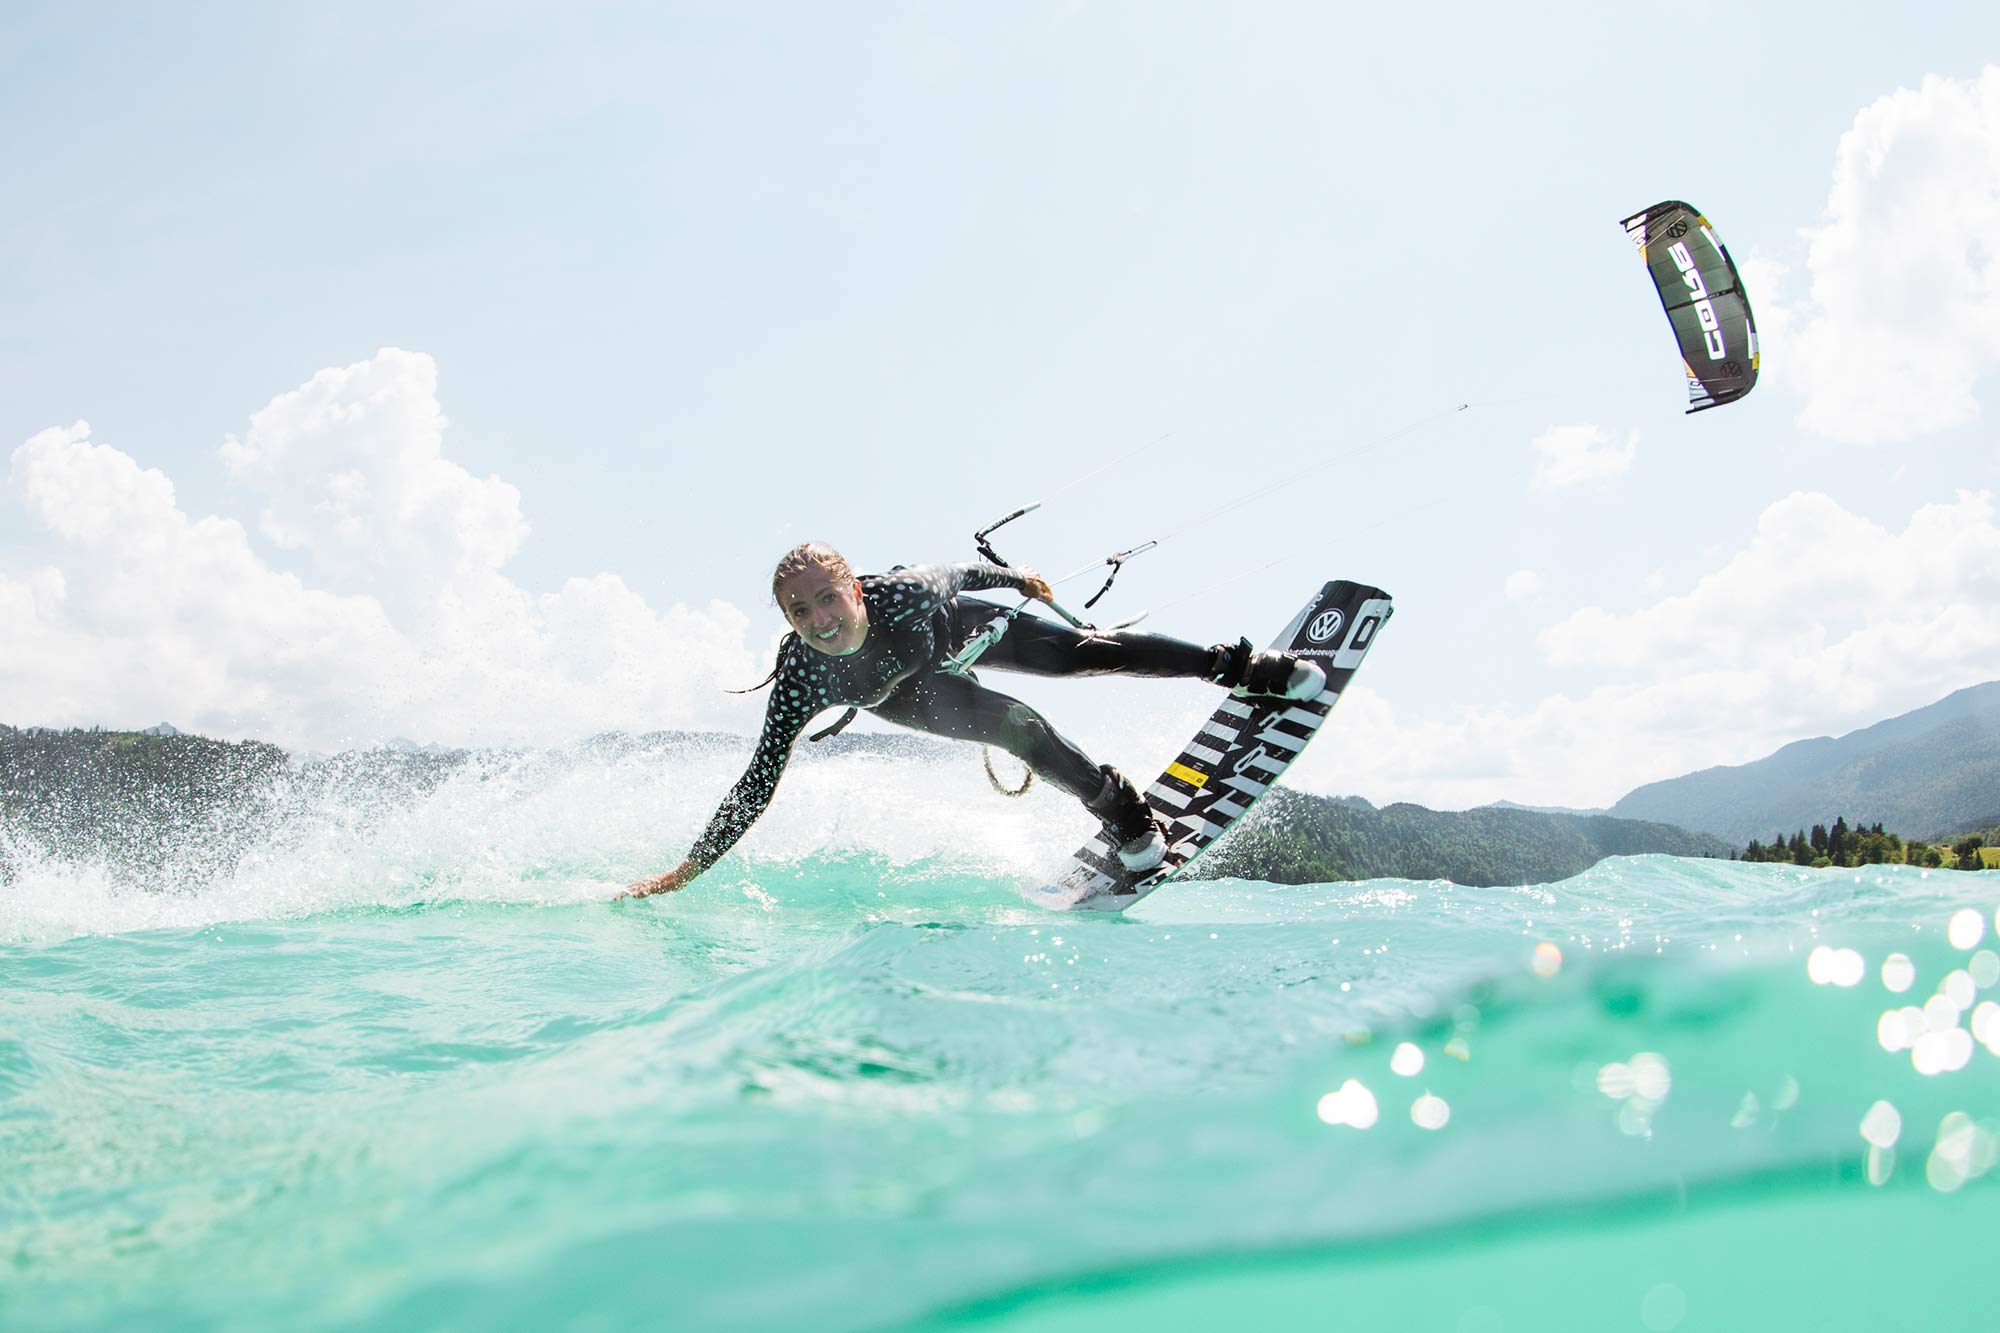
[622,543,1323,897]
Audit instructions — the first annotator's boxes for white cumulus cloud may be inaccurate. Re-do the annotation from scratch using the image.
[2,353,767,751]
[1540,490,2000,691]
[1530,424,1637,493]
[1781,66,2000,444]
[217,348,531,625]
[1294,489,2000,810]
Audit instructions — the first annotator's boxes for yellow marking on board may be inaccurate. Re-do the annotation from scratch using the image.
[1165,761,1210,789]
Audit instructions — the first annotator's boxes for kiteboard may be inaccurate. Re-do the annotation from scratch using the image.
[1029,579,1392,912]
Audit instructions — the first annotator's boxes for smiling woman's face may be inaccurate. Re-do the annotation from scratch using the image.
[778,566,869,656]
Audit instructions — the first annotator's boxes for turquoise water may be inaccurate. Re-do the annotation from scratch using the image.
[4,746,1998,1331]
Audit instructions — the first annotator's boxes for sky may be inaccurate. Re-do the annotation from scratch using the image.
[3,1,1998,810]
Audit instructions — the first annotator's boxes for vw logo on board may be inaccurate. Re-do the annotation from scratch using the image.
[1307,608,1345,644]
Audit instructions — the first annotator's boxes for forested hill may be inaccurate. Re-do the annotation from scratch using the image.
[1607,680,2000,844]
[1,725,292,881]
[1196,787,1729,888]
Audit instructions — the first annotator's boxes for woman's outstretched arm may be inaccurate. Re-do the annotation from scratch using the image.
[621,647,818,897]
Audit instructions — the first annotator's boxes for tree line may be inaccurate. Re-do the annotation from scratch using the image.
[1737,815,1988,870]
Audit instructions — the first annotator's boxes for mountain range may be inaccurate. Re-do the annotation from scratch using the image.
[1606,680,2000,845]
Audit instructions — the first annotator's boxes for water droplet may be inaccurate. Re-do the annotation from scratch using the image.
[1859,1099,1901,1148]
[1315,1078,1379,1129]
[1882,952,1916,993]
[1639,1282,1687,1331]
[1531,940,1562,978]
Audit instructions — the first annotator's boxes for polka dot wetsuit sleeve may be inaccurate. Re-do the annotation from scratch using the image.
[870,563,1032,629]
[686,642,826,871]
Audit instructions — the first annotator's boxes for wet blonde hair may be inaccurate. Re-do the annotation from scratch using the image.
[732,543,858,696]
[770,542,854,603]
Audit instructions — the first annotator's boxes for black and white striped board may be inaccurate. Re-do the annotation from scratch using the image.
[1029,580,1392,912]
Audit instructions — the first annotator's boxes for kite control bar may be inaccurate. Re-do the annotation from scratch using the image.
[944,501,1154,677]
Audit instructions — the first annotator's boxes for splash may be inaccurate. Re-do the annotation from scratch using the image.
[0,734,1077,942]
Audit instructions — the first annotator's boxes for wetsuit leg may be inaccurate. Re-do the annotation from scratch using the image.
[867,670,1103,800]
[951,598,1214,679]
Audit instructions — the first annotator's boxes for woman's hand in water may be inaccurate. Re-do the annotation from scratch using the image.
[621,859,699,899]
[1019,570,1054,603]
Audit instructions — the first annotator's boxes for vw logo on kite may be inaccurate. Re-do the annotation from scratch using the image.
[1307,608,1345,645]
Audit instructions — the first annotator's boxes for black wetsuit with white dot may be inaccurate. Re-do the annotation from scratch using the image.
[688,563,1027,869]
[686,561,1217,871]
